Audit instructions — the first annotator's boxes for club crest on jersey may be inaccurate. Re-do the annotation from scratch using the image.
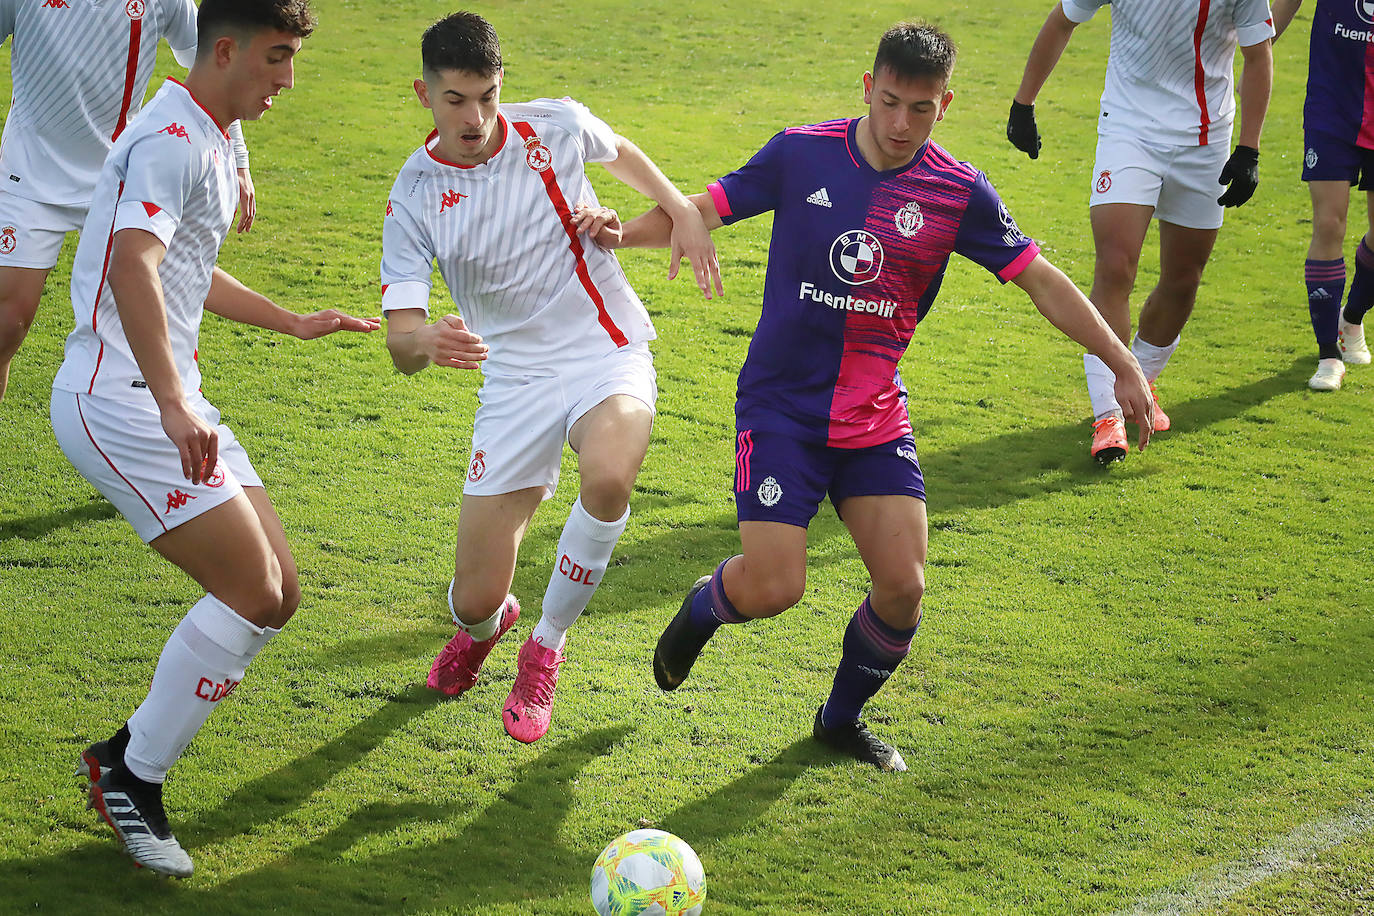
[895,202,923,238]
[125,0,145,19]
[524,136,552,172]
[468,450,487,482]
[1306,148,1319,169]
[1095,170,1112,194]
[757,476,783,507]
[829,229,884,285]
[0,227,16,255]
[1358,0,1374,26]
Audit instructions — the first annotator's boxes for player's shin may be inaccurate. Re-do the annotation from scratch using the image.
[123,594,272,783]
[1343,238,1374,325]
[531,497,628,650]
[821,595,918,728]
[1306,257,1346,359]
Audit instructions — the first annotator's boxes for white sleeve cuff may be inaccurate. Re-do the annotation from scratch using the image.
[227,121,250,169]
[1060,0,1099,24]
[381,280,431,314]
[1237,20,1276,48]
[113,200,177,249]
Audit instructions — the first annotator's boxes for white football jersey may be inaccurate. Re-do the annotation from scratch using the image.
[380,97,656,377]
[53,78,238,401]
[0,0,244,207]
[1062,0,1275,146]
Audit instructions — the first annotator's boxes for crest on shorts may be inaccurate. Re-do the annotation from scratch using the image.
[1095,170,1112,194]
[125,0,144,19]
[468,450,487,482]
[894,201,923,238]
[204,462,226,488]
[829,229,884,285]
[0,226,15,255]
[1306,148,1319,169]
[523,136,552,172]
[757,476,782,507]
[1358,0,1374,26]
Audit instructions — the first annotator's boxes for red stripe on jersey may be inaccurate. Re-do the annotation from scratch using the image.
[1191,0,1213,146]
[510,120,628,347]
[112,18,142,141]
[76,394,167,532]
[88,181,125,393]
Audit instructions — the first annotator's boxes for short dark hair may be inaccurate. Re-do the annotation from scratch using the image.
[422,12,502,78]
[196,0,316,54]
[873,21,957,84]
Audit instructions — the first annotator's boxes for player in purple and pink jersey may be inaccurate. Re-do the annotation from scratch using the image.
[598,22,1152,772]
[1273,0,1374,389]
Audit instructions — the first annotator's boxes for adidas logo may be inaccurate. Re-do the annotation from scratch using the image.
[1310,288,1333,300]
[806,187,832,208]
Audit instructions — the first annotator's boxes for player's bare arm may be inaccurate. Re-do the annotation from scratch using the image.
[204,268,379,339]
[1013,255,1154,449]
[613,193,723,250]
[1270,0,1303,41]
[107,228,218,484]
[1007,4,1080,158]
[1216,39,1272,207]
[384,307,488,375]
[599,136,723,298]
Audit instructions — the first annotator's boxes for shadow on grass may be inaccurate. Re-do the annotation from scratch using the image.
[0,500,118,543]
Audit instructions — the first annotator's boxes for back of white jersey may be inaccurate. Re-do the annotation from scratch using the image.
[0,0,197,206]
[54,79,237,401]
[1062,0,1274,146]
[380,97,655,376]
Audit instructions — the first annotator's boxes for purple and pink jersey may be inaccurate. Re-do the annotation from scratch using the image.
[708,118,1039,448]
[1305,0,1374,149]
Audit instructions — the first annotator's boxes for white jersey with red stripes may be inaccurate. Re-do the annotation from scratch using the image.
[380,97,655,377]
[0,0,199,207]
[53,78,237,401]
[1062,0,1274,146]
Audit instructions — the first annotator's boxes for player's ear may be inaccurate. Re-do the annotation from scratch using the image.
[861,71,874,104]
[414,78,432,109]
[213,35,236,69]
[937,88,954,121]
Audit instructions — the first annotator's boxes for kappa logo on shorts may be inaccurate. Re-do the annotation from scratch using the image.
[895,201,923,238]
[523,136,552,172]
[0,226,16,255]
[1306,148,1319,169]
[468,450,487,482]
[829,229,884,286]
[1095,170,1112,194]
[165,489,197,513]
[757,476,783,507]
[125,0,145,19]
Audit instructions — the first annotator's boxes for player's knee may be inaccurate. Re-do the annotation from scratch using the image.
[874,568,924,625]
[1095,250,1138,290]
[578,472,634,521]
[449,579,509,625]
[1312,211,1348,250]
[278,570,302,621]
[0,299,35,349]
[748,572,806,617]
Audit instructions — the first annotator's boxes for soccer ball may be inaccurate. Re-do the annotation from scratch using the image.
[589,828,706,916]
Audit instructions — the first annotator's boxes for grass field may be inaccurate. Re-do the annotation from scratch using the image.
[2,1,1373,913]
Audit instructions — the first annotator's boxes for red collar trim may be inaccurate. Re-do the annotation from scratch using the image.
[424,114,508,169]
[167,77,230,139]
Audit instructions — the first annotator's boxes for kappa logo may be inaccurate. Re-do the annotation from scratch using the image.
[40,0,69,8]
[468,449,486,482]
[165,489,197,513]
[439,189,468,212]
[807,187,833,208]
[895,201,923,238]
[158,123,190,142]
[385,200,394,217]
[523,136,552,172]
[757,475,783,507]
[125,0,144,19]
[0,226,15,255]
[1306,148,1319,169]
[1095,170,1112,194]
[829,229,884,285]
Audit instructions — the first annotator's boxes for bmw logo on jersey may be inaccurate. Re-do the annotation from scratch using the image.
[829,229,884,285]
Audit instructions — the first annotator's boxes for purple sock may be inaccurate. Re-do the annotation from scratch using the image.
[687,557,748,635]
[1306,257,1345,358]
[1344,238,1374,325]
[821,596,918,729]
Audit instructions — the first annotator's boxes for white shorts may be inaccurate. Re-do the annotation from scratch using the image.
[464,343,657,498]
[50,389,262,543]
[0,192,86,269]
[1089,133,1228,230]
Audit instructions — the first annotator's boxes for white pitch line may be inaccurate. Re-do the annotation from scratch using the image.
[1109,800,1374,916]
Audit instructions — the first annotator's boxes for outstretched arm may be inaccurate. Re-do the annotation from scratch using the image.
[1007,4,1080,159]
[604,193,722,250]
[1012,255,1154,449]
[384,307,488,376]
[598,137,722,298]
[205,267,380,338]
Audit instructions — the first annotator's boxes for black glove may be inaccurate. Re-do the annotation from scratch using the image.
[1217,145,1259,207]
[1007,101,1041,160]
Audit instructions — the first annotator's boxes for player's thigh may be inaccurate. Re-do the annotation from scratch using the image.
[567,345,657,495]
[1089,203,1154,276]
[1306,180,1353,258]
[1156,221,1219,288]
[0,266,51,331]
[840,494,927,628]
[452,487,545,613]
[241,485,301,621]
[465,372,566,500]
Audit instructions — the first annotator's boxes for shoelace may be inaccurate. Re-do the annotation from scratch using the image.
[515,652,563,705]
[1091,415,1119,433]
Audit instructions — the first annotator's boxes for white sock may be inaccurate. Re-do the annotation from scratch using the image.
[449,579,504,642]
[1131,333,1180,381]
[1083,354,1121,421]
[531,497,628,651]
[124,594,269,783]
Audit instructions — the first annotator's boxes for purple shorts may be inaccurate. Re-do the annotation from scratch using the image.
[1302,130,1374,190]
[733,429,926,527]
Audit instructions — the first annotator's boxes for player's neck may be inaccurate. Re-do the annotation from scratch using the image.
[179,72,232,132]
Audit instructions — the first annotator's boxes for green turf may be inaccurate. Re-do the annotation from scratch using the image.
[1,1,1372,913]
